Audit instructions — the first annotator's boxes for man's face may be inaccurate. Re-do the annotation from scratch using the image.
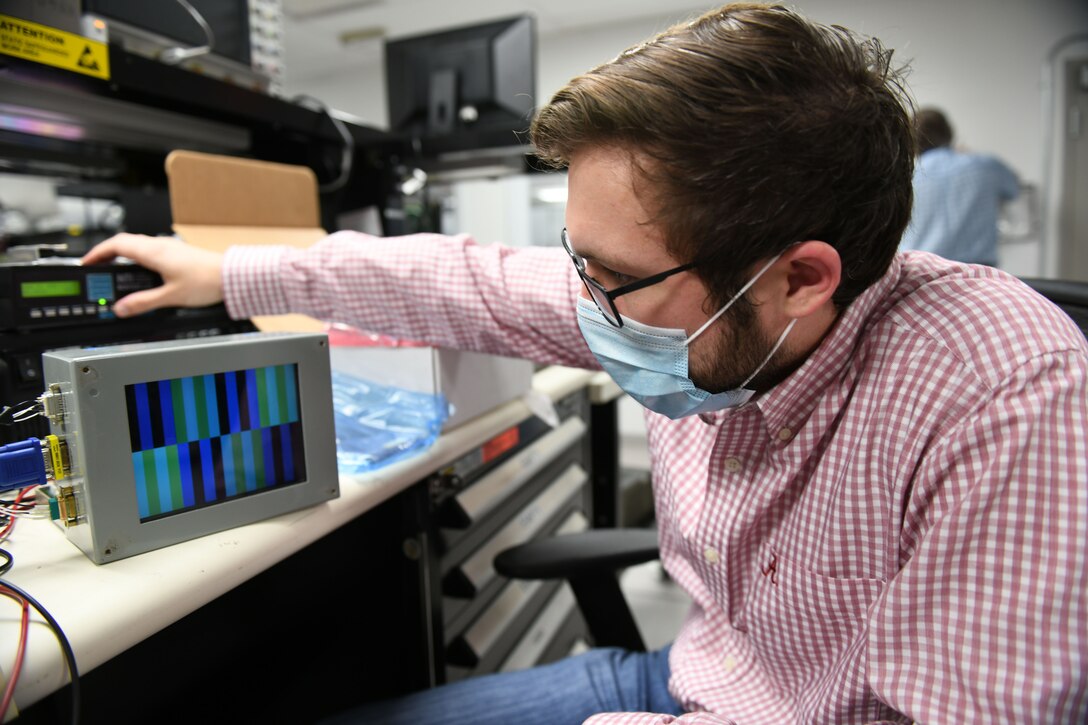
[565,146,781,393]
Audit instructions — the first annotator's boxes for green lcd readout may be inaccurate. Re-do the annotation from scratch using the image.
[21,280,82,299]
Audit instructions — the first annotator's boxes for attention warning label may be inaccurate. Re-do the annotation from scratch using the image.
[0,13,110,80]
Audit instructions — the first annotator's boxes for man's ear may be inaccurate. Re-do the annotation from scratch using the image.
[776,241,841,318]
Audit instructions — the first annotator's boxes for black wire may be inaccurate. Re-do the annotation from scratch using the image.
[0,548,10,576]
[0,493,36,511]
[0,579,80,725]
[293,94,355,193]
[0,400,38,426]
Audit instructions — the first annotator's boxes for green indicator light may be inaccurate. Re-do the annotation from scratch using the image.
[98,298,108,306]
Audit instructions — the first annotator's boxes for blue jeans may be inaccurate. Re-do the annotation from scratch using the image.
[323,646,683,724]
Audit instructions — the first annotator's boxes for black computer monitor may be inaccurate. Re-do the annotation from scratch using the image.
[83,0,252,66]
[384,15,536,150]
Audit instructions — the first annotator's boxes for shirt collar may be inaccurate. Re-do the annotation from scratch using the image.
[696,255,904,436]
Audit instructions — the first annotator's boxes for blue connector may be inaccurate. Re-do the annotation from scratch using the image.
[0,437,47,491]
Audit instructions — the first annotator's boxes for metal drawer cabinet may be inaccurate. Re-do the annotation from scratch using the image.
[412,389,594,686]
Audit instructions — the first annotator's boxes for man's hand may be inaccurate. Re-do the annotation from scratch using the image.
[81,234,225,317]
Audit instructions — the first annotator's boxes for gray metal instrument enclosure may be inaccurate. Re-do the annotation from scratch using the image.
[42,332,339,563]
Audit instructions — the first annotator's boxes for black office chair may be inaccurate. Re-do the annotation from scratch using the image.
[495,278,1088,653]
[494,527,661,652]
[1020,278,1088,338]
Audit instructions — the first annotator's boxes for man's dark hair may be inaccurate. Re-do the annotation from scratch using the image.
[914,108,954,154]
[531,3,915,309]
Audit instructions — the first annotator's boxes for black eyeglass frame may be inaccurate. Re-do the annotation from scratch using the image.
[562,228,695,328]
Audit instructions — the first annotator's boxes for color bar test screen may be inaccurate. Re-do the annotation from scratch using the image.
[124,364,307,522]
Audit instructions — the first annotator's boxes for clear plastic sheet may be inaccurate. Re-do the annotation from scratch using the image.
[332,370,449,474]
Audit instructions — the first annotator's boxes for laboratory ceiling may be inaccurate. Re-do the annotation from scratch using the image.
[281,0,710,82]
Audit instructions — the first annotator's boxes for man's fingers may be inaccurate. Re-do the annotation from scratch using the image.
[112,286,176,318]
[80,240,120,266]
[81,237,128,265]
[81,234,147,266]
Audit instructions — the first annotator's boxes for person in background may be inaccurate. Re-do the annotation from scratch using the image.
[899,107,1020,266]
[82,3,1087,723]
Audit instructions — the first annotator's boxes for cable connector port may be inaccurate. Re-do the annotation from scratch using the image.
[36,486,60,521]
[40,383,66,427]
[56,484,80,527]
[42,434,71,481]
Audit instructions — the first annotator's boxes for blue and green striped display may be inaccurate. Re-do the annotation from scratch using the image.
[125,364,307,521]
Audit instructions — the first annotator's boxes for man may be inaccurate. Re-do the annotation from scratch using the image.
[83,3,1087,723]
[899,107,1021,266]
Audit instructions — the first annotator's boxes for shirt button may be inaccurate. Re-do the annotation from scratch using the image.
[723,655,737,672]
[777,427,793,442]
[724,457,742,473]
[703,547,720,564]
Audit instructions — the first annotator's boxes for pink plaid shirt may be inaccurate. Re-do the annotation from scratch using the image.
[224,233,1088,724]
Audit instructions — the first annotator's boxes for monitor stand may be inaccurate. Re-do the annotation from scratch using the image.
[428,68,457,137]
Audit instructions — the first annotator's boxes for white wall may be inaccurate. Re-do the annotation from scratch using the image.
[797,0,1088,188]
[287,0,1088,188]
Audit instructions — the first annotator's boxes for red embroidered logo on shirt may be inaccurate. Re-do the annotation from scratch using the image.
[761,553,778,585]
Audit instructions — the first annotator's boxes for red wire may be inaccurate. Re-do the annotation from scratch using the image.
[0,588,30,720]
[0,512,14,542]
[0,485,38,542]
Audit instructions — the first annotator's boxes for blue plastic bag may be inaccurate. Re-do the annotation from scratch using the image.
[332,370,449,474]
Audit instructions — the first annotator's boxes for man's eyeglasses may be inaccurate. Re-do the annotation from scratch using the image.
[562,228,695,328]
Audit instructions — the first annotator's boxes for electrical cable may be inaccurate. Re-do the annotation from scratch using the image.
[0,580,80,725]
[0,498,37,518]
[293,94,355,193]
[0,588,29,721]
[0,400,41,426]
[0,484,37,510]
[0,487,37,543]
[0,485,39,542]
[160,0,216,66]
[0,549,11,577]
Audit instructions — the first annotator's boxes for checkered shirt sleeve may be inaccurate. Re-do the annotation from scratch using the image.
[222,231,596,369]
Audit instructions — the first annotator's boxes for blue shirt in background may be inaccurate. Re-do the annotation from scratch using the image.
[900,147,1020,266]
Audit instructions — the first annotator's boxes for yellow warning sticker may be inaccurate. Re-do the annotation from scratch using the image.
[0,13,109,80]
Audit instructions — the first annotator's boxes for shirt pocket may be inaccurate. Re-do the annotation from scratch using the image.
[737,543,886,705]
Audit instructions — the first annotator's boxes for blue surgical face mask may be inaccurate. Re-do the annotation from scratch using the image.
[576,256,796,419]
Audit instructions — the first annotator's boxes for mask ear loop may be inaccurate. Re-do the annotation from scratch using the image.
[738,317,797,390]
[684,253,783,346]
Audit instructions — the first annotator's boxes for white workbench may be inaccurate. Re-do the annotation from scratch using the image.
[1,366,612,717]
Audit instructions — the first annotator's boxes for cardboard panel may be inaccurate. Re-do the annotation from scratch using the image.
[166,150,320,228]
